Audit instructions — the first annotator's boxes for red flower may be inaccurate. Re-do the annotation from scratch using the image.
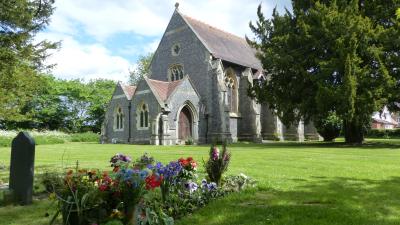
[145,174,162,190]
[99,184,108,191]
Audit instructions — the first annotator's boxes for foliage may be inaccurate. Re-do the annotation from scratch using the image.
[0,130,99,147]
[52,167,106,225]
[184,137,194,145]
[129,53,154,85]
[150,161,182,202]
[397,8,400,19]
[247,1,400,144]
[314,112,343,142]
[204,144,231,185]
[69,132,99,142]
[0,0,59,121]
[1,77,116,132]
[222,174,257,192]
[366,129,400,139]
[134,153,155,169]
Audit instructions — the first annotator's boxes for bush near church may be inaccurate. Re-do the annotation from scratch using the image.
[314,112,342,142]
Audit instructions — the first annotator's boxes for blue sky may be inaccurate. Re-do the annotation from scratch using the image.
[39,0,291,82]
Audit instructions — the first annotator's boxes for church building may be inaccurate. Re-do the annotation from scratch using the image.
[101,4,320,145]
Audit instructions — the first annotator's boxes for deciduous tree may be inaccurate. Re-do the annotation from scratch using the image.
[128,53,153,85]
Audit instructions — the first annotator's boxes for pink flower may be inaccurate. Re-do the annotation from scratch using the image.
[212,147,219,160]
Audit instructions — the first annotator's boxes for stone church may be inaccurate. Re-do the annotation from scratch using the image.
[101,4,320,145]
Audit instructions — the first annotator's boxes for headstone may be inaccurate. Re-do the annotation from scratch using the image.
[9,132,35,205]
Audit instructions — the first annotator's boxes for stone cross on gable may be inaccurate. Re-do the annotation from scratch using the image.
[9,132,35,205]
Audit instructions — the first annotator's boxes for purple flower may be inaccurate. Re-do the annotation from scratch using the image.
[110,153,132,167]
[153,161,182,182]
[207,182,217,191]
[201,179,217,191]
[185,181,198,193]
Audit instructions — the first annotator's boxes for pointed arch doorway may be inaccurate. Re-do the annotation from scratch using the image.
[178,106,193,141]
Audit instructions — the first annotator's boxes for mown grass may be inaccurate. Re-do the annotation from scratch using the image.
[0,140,400,225]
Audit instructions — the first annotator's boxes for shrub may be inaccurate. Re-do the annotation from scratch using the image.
[314,112,342,142]
[222,173,257,192]
[68,132,99,142]
[366,129,400,139]
[185,137,194,145]
[204,143,231,186]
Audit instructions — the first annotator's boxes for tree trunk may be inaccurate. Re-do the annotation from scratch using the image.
[344,119,364,144]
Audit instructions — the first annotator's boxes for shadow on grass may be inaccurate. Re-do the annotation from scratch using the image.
[177,176,400,225]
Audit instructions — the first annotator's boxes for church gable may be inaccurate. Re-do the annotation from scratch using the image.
[149,9,210,83]
[166,76,200,105]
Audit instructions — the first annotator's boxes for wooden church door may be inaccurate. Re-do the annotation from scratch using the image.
[178,106,192,140]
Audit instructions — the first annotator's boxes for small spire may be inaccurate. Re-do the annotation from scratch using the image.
[175,2,179,10]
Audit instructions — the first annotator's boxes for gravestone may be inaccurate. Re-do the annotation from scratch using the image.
[9,132,35,205]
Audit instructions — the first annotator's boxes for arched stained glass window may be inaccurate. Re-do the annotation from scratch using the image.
[114,106,124,130]
[169,64,184,81]
[138,103,149,128]
[224,69,238,114]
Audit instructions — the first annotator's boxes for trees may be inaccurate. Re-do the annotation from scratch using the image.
[2,77,116,133]
[247,1,399,144]
[128,53,153,85]
[0,0,58,121]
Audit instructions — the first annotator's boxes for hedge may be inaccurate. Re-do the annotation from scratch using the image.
[365,129,400,139]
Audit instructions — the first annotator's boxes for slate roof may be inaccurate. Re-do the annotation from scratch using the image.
[121,84,136,100]
[181,13,263,70]
[146,79,183,102]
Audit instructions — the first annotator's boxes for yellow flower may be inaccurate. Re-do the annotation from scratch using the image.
[110,209,123,218]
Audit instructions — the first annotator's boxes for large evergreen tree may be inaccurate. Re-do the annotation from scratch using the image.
[247,0,399,144]
[0,0,58,121]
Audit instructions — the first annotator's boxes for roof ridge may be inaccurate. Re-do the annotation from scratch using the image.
[181,13,247,43]
[147,78,182,84]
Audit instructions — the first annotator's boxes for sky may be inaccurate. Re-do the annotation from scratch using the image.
[38,0,291,82]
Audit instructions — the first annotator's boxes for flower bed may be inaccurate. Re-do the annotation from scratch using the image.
[44,145,255,225]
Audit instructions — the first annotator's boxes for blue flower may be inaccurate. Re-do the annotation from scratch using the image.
[139,170,149,180]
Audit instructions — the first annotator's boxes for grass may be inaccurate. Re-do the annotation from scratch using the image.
[1,140,400,225]
[0,131,99,147]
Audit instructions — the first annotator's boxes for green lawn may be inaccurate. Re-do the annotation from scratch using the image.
[1,140,400,225]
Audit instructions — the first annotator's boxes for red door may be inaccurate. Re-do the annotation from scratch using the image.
[178,107,192,140]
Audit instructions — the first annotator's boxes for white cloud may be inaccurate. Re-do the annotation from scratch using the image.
[38,33,131,82]
[49,0,170,40]
[39,0,292,81]
[48,0,290,40]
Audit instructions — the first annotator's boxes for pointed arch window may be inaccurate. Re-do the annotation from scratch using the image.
[138,103,149,129]
[224,69,238,114]
[114,106,124,131]
[168,64,184,81]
